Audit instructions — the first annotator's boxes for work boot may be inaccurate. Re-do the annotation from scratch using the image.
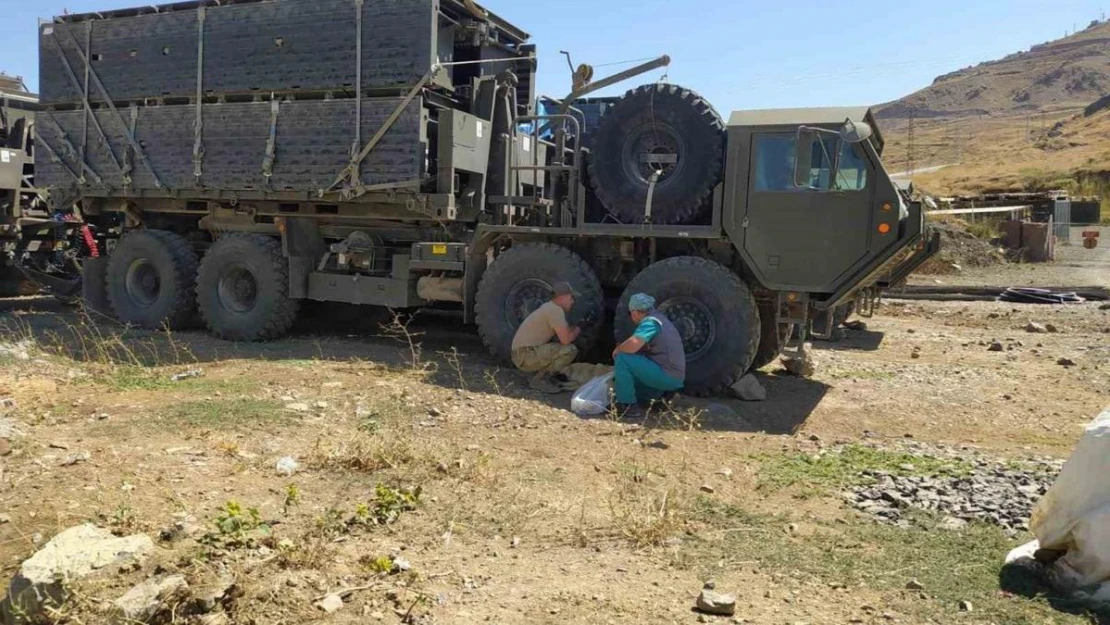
[552,372,579,391]
[528,373,563,394]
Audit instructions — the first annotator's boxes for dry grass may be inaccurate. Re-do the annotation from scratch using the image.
[1,297,1105,625]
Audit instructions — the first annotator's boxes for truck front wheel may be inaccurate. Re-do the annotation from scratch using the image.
[196,234,299,341]
[105,229,198,330]
[475,243,604,364]
[615,257,760,395]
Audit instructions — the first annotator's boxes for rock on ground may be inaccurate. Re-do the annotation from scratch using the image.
[114,574,188,622]
[315,593,344,614]
[191,574,238,613]
[695,589,737,616]
[2,524,154,621]
[782,345,817,378]
[850,457,1058,533]
[731,374,767,401]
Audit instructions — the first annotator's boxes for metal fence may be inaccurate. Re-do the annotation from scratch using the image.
[1054,196,1072,243]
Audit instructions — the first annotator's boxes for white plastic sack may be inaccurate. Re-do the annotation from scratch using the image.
[1030,407,1110,589]
[571,373,614,416]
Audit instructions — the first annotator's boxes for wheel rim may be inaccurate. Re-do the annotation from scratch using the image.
[125,259,161,308]
[658,296,716,360]
[505,278,553,327]
[621,122,686,187]
[217,264,259,314]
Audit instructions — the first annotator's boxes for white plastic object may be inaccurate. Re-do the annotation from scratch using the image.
[571,373,614,416]
[1031,408,1110,590]
[275,456,300,476]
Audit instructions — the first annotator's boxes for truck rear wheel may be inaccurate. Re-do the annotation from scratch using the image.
[105,229,198,330]
[588,83,724,225]
[196,234,299,342]
[475,243,604,364]
[615,257,759,395]
[751,302,791,371]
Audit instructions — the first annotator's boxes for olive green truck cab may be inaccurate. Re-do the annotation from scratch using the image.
[34,0,936,394]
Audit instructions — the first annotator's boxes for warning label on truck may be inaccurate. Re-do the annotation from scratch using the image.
[1,150,10,164]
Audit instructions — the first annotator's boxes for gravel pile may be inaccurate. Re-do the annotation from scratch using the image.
[850,459,1060,533]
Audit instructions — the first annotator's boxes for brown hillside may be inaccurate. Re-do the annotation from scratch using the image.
[876,19,1110,196]
[879,19,1110,121]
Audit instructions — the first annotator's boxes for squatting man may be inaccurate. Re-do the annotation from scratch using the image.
[511,286,686,415]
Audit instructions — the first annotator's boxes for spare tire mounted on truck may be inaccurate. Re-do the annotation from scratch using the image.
[588,84,725,225]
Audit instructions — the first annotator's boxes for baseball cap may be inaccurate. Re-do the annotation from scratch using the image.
[552,281,580,298]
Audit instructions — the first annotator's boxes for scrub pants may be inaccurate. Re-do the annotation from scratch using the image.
[614,353,684,405]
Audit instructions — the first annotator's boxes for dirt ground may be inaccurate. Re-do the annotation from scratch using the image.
[1,258,1108,625]
[910,227,1110,289]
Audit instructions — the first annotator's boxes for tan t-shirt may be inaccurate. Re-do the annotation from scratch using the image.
[512,301,569,350]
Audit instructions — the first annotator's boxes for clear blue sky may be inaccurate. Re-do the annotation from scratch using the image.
[5,0,1107,110]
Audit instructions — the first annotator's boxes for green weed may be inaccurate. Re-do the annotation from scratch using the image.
[756,445,972,492]
[283,484,301,516]
[690,500,1090,624]
[165,398,286,429]
[366,484,421,526]
[364,555,395,574]
[203,500,269,549]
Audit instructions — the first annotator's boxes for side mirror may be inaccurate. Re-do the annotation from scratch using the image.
[793,129,816,189]
[839,119,873,144]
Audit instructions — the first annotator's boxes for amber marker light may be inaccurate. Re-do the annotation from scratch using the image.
[878,223,892,235]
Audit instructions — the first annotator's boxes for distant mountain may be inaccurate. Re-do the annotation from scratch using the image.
[879,20,1110,122]
[877,20,1110,195]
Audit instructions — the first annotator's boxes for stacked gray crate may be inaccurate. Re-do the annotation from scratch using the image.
[36,0,436,196]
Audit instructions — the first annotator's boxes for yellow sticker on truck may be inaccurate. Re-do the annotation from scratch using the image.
[432,244,448,255]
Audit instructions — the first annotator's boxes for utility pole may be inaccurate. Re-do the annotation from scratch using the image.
[907,111,916,177]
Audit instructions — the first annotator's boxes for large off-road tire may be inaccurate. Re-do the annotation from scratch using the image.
[751,301,791,371]
[588,83,724,225]
[105,229,198,330]
[615,257,760,395]
[196,234,299,341]
[0,266,31,298]
[475,243,604,363]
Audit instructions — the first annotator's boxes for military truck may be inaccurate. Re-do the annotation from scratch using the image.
[1,74,43,297]
[1,74,91,299]
[34,0,935,393]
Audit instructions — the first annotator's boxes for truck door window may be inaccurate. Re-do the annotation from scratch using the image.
[802,135,837,190]
[754,135,797,191]
[835,142,868,191]
[754,134,836,192]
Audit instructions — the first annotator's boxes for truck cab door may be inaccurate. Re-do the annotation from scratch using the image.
[740,132,876,293]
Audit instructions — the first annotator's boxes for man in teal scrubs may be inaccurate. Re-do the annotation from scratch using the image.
[612,293,686,417]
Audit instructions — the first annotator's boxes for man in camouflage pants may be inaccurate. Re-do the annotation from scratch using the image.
[511,282,582,393]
